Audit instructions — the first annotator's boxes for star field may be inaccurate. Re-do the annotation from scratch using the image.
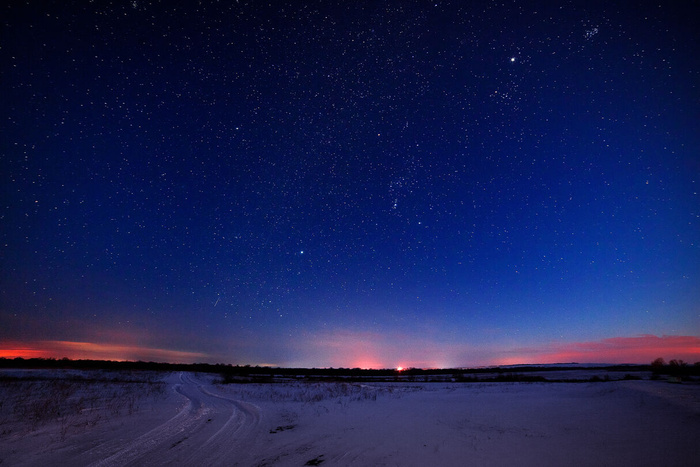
[1,1,698,367]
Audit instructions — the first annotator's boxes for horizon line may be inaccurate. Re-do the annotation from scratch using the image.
[0,355,674,371]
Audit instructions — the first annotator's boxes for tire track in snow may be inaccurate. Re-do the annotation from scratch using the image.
[90,373,261,467]
[179,374,262,466]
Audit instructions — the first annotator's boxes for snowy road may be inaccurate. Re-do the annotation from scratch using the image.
[89,373,262,467]
[2,371,699,466]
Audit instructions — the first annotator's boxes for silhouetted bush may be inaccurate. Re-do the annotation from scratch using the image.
[649,358,700,381]
[651,357,665,374]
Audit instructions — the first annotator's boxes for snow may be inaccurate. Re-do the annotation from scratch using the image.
[1,370,698,466]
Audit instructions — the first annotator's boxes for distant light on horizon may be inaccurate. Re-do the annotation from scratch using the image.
[0,1,697,368]
[4,334,699,369]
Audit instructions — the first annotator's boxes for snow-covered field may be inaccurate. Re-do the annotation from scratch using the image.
[1,370,698,466]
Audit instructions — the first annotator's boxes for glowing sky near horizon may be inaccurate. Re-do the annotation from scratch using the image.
[1,1,699,368]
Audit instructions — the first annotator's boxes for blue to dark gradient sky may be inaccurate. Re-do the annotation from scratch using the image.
[1,1,699,368]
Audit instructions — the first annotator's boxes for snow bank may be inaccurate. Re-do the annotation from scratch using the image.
[1,371,698,466]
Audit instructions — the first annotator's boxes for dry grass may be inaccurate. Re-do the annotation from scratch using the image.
[0,370,167,441]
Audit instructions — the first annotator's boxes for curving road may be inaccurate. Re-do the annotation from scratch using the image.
[90,373,261,467]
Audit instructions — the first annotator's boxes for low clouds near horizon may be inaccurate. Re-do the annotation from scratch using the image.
[2,334,698,368]
[494,335,700,366]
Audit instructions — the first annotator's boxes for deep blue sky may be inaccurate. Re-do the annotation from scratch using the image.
[1,1,698,367]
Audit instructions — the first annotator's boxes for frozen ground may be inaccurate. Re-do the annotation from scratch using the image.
[1,370,698,466]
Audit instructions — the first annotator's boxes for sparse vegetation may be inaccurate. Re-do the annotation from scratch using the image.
[1,359,697,466]
[649,358,700,382]
[0,370,166,441]
[216,381,395,407]
[2,357,664,385]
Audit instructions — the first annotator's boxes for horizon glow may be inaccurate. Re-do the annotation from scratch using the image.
[1,2,698,368]
[2,334,699,369]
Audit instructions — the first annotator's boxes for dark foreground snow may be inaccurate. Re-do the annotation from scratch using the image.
[1,371,698,466]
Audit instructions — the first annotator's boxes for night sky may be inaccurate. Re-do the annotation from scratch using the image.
[2,1,699,368]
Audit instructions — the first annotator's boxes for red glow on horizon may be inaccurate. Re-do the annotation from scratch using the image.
[0,340,210,364]
[4,334,698,368]
[290,332,700,369]
[350,359,386,370]
[0,347,54,359]
[495,335,700,366]
[293,329,455,369]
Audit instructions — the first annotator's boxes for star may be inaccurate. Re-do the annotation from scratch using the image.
[1,0,696,370]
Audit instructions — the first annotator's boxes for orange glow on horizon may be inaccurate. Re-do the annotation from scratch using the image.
[0,340,211,363]
[293,328,462,369]
[291,332,700,369]
[4,334,698,368]
[494,335,700,366]
[0,347,54,359]
[351,360,385,370]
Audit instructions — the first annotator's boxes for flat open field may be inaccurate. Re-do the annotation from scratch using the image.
[1,370,698,466]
